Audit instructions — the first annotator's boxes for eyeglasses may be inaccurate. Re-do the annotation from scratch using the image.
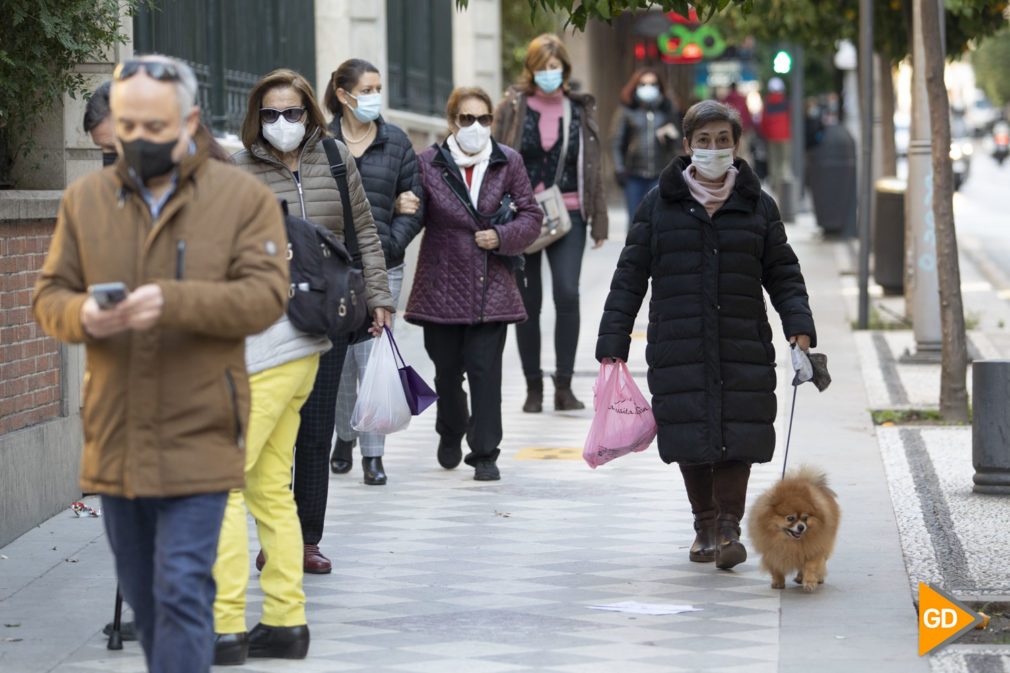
[113,60,182,82]
[259,107,306,124]
[457,113,493,128]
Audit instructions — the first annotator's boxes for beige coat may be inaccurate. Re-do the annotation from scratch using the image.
[32,130,289,498]
[231,131,394,313]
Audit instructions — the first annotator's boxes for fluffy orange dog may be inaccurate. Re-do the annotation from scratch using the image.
[747,467,841,592]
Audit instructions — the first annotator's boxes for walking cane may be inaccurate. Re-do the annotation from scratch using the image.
[107,584,123,650]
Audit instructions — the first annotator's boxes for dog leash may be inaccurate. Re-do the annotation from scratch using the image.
[781,381,798,480]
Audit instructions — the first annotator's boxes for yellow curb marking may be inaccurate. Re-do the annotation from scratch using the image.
[513,446,583,461]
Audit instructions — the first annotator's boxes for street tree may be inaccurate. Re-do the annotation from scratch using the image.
[0,0,141,186]
[973,27,1010,107]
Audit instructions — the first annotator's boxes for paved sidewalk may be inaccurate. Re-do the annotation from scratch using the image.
[3,206,993,672]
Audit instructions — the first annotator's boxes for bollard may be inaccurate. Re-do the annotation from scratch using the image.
[972,360,1010,495]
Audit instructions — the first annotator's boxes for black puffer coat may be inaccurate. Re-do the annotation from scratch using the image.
[328,114,423,268]
[596,156,816,465]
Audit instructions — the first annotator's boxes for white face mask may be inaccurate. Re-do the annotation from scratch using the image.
[262,118,306,153]
[455,122,491,154]
[690,147,734,180]
[636,84,660,104]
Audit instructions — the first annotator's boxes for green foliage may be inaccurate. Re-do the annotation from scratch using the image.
[459,0,754,31]
[501,3,562,88]
[0,0,140,183]
[973,27,1010,106]
[713,0,1007,66]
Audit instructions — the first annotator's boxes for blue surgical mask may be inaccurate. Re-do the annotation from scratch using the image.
[348,92,382,123]
[534,69,564,95]
[636,84,660,104]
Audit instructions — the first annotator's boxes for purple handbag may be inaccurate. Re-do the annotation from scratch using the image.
[384,326,438,415]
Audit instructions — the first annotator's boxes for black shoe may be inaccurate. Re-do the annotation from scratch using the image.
[214,632,248,666]
[330,438,354,474]
[437,438,462,469]
[553,374,585,411]
[714,514,748,570]
[102,620,137,641]
[247,623,310,660]
[363,456,387,485]
[474,460,500,481]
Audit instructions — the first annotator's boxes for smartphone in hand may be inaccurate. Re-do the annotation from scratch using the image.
[90,282,128,310]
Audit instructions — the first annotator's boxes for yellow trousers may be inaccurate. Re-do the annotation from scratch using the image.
[213,353,320,633]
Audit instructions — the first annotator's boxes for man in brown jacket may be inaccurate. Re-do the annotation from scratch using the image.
[32,56,288,673]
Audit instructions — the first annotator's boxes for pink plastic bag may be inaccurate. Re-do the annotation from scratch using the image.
[583,359,658,468]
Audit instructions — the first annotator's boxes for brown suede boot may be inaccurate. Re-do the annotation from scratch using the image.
[553,375,585,410]
[523,377,543,413]
[714,514,747,569]
[689,512,717,562]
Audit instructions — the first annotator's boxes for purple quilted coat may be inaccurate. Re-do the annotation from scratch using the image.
[405,139,542,325]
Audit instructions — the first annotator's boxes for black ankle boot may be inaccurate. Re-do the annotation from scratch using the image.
[523,377,543,413]
[715,514,747,569]
[689,512,717,563]
[330,438,354,474]
[553,374,585,410]
[362,456,387,485]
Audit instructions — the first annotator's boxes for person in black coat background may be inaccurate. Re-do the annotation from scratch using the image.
[323,58,424,486]
[596,100,816,571]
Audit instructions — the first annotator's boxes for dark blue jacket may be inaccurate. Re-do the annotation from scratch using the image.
[328,114,423,268]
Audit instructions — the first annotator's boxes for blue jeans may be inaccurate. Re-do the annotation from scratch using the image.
[102,492,228,673]
[516,210,587,379]
[624,175,658,223]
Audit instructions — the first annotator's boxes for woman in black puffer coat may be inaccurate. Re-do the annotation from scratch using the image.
[596,100,816,571]
[323,59,424,486]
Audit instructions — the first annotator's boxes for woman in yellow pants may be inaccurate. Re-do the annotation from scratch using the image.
[212,313,330,665]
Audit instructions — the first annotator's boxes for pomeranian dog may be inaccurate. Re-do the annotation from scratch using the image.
[747,467,841,592]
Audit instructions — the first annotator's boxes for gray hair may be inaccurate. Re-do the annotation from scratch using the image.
[112,54,199,121]
[682,100,743,145]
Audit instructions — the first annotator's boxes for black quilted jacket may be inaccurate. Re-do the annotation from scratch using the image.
[328,114,423,268]
[596,156,816,465]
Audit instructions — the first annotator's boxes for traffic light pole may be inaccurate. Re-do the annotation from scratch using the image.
[790,44,804,217]
[857,0,873,329]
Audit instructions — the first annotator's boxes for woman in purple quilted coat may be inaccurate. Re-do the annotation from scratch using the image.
[404,86,542,481]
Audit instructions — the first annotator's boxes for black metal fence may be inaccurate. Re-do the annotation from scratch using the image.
[133,0,316,135]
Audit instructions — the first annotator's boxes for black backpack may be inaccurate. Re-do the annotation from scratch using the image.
[280,198,368,340]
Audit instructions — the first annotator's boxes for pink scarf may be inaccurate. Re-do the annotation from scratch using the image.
[683,165,738,216]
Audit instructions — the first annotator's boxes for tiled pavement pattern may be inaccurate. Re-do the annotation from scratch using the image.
[845,252,1010,671]
[4,209,973,672]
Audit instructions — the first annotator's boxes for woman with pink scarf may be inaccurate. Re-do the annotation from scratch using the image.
[596,100,817,572]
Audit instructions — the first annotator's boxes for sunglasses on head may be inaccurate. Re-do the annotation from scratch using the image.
[457,113,493,128]
[259,107,306,124]
[113,60,182,82]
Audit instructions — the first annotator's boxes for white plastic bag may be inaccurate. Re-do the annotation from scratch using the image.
[351,329,412,434]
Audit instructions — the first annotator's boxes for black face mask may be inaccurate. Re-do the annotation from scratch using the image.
[102,152,118,167]
[119,137,178,183]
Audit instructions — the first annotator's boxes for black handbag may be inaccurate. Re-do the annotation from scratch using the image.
[322,137,374,345]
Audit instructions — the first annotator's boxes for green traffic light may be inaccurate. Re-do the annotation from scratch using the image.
[773,50,792,74]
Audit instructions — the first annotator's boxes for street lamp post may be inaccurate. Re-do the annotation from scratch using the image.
[904,0,942,361]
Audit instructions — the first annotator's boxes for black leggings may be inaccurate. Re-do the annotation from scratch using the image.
[515,211,586,379]
[679,461,752,520]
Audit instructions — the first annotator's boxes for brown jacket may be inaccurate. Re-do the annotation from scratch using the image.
[231,131,394,312]
[32,130,289,498]
[492,86,609,242]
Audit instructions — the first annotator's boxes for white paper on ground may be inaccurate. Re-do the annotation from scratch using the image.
[587,601,702,616]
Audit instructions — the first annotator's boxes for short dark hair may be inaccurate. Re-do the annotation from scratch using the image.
[240,69,329,152]
[83,81,112,132]
[682,100,742,145]
[323,59,380,117]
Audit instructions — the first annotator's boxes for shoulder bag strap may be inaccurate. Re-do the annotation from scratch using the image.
[321,137,362,268]
[552,96,571,187]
